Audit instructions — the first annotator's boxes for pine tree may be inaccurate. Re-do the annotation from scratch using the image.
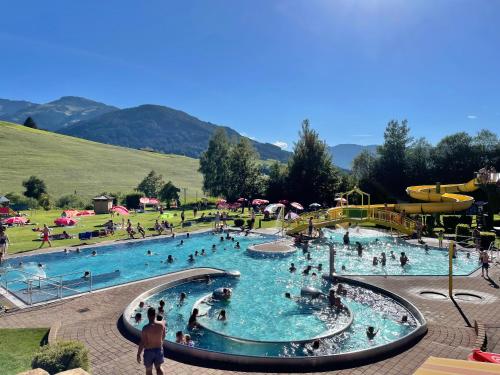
[23,117,38,129]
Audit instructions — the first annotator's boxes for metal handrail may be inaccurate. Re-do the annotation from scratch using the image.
[1,268,93,305]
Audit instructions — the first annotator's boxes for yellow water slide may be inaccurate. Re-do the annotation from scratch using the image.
[399,178,479,214]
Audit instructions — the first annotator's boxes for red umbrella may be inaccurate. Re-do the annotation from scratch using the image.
[290,202,304,210]
[1,216,28,225]
[54,217,77,226]
[111,205,129,215]
[252,199,269,206]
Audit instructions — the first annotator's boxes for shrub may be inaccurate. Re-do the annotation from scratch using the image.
[32,341,90,374]
[442,216,461,232]
[455,224,471,244]
[5,192,39,209]
[38,193,52,211]
[123,193,143,209]
[479,232,496,250]
[233,218,244,227]
[56,194,87,209]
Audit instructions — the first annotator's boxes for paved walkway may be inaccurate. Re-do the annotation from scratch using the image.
[1,255,499,374]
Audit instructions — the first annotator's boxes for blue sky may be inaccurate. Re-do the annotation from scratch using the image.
[1,0,499,149]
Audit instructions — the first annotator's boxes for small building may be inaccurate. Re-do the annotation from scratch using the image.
[92,195,114,215]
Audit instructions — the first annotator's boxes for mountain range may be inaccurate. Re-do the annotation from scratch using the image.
[0,95,377,166]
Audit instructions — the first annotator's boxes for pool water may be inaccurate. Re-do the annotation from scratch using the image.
[129,276,418,357]
[323,228,480,276]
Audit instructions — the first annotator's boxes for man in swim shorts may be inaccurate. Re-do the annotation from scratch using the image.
[137,307,166,375]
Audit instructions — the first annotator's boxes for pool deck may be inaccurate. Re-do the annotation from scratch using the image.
[0,232,499,375]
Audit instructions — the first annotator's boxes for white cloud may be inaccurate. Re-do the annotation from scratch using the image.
[467,115,477,120]
[273,141,288,150]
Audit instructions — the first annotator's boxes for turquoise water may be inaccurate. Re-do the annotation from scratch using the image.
[128,276,418,357]
[0,228,451,357]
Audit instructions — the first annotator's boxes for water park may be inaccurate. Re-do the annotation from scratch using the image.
[0,167,499,375]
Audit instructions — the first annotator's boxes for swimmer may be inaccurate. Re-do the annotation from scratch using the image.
[217,309,227,321]
[366,326,378,339]
[82,271,91,279]
[306,252,312,260]
[466,252,471,259]
[134,312,142,323]
[139,301,145,309]
[311,272,317,277]
[188,308,206,329]
[177,240,184,246]
[337,283,347,296]
[343,231,350,246]
[201,249,206,256]
[380,252,387,266]
[76,248,80,253]
[175,331,185,344]
[356,242,363,257]
[390,250,396,260]
[424,244,429,253]
[289,263,297,272]
[185,334,194,347]
[186,233,190,238]
[188,254,195,262]
[63,248,68,254]
[341,265,346,271]
[167,255,174,263]
[317,263,323,271]
[159,300,165,309]
[220,236,224,242]
[158,306,165,314]
[91,250,97,256]
[38,263,43,268]
[302,265,312,275]
[400,252,409,267]
[195,250,199,257]
[147,250,152,256]
[235,242,240,249]
[372,256,379,266]
[401,315,408,323]
[212,244,216,251]
[179,292,187,305]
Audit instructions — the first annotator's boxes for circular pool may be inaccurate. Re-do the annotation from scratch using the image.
[123,269,427,371]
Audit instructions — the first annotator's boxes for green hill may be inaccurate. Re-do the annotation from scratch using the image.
[0,121,203,201]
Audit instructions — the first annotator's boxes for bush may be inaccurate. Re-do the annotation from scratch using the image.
[442,216,461,232]
[32,341,90,374]
[233,218,244,227]
[38,193,52,211]
[123,193,143,209]
[455,224,471,244]
[480,232,496,250]
[56,194,87,209]
[5,192,39,209]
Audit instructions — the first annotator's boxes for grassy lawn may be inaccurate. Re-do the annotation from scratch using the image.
[0,121,203,201]
[0,328,49,375]
[3,208,280,255]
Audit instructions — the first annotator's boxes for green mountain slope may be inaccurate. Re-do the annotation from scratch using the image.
[0,121,203,200]
[59,104,290,161]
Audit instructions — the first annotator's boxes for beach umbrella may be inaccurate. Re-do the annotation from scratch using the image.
[252,199,269,206]
[148,198,160,205]
[264,203,285,213]
[216,198,226,204]
[290,202,304,210]
[334,197,348,203]
[237,197,247,202]
[309,203,321,209]
[111,205,129,215]
[1,216,28,225]
[285,212,300,220]
[54,217,77,226]
[139,197,150,204]
[76,210,95,216]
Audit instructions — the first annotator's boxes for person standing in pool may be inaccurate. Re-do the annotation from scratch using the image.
[137,307,166,375]
[400,252,409,267]
[308,217,314,236]
[343,231,350,247]
[356,242,363,257]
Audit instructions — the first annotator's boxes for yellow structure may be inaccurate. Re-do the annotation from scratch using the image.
[286,173,499,236]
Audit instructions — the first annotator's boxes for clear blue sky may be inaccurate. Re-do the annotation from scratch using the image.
[1,0,499,149]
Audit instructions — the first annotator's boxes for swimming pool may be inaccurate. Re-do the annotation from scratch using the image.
[0,228,479,305]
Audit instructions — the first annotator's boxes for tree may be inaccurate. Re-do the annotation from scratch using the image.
[226,138,261,200]
[38,193,52,211]
[352,150,376,182]
[266,162,288,202]
[124,193,143,209]
[22,176,47,200]
[199,129,231,197]
[158,181,180,203]
[473,129,500,169]
[286,119,342,205]
[405,138,433,185]
[136,170,164,197]
[373,119,412,198]
[23,117,38,129]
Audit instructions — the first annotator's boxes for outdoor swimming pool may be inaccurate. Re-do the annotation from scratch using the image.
[0,228,479,305]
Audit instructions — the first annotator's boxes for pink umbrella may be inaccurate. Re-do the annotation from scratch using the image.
[286,212,300,220]
[290,202,304,210]
[54,217,77,226]
[237,197,247,202]
[139,197,149,204]
[111,205,129,215]
[148,198,159,205]
[76,210,95,216]
[1,216,28,225]
[252,199,269,206]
